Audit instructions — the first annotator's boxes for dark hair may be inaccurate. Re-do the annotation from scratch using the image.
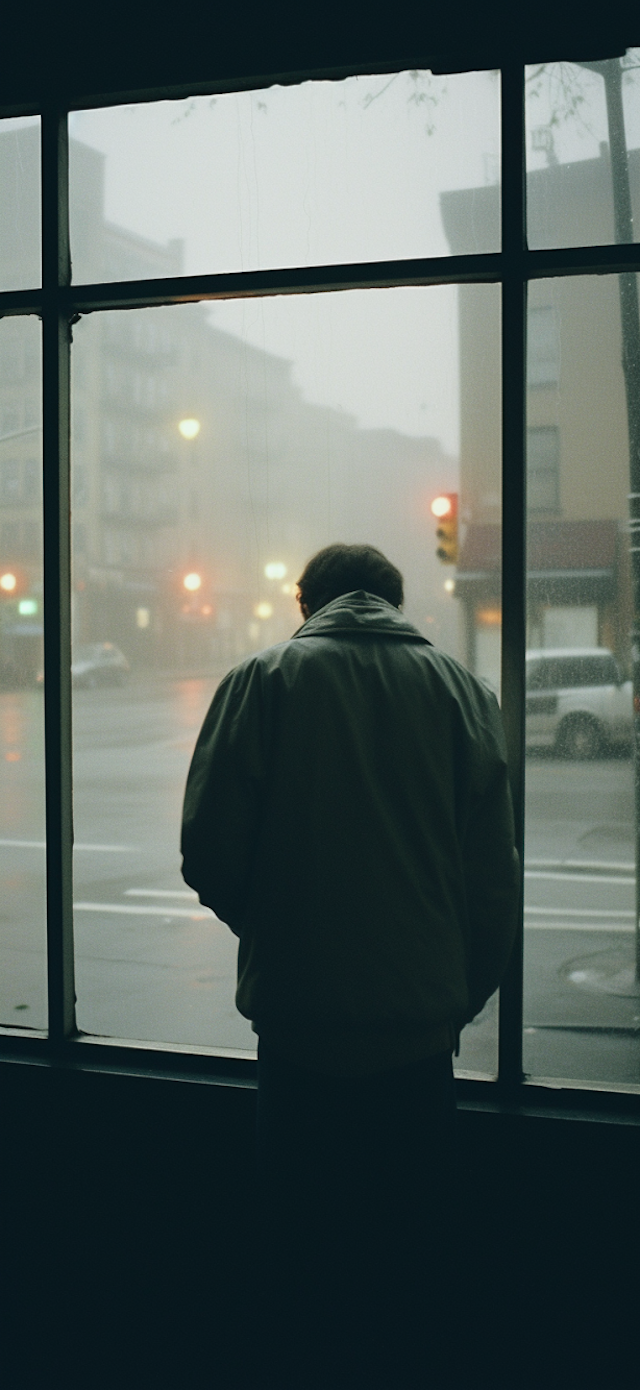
[297,543,404,615]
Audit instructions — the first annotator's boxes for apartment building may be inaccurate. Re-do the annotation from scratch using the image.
[1,123,455,677]
[441,144,640,684]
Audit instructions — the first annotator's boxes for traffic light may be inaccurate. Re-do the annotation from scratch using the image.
[430,493,458,564]
[0,566,28,597]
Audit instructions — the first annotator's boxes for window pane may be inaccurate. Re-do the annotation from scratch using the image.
[69,70,500,284]
[0,317,45,1028]
[71,285,500,1065]
[526,51,640,250]
[0,118,41,291]
[525,275,638,1088]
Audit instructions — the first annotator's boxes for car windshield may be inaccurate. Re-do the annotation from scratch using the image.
[526,654,619,690]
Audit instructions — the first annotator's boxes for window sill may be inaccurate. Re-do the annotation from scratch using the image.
[1,1026,639,1123]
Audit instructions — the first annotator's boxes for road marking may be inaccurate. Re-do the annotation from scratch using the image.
[124,888,197,899]
[76,843,141,853]
[526,858,634,874]
[0,839,45,849]
[0,839,139,852]
[74,901,215,919]
[524,905,634,917]
[525,870,635,885]
[524,921,634,933]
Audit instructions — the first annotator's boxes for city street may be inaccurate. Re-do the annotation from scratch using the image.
[1,678,639,1085]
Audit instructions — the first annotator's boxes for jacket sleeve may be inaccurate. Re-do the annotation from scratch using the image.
[180,661,266,934]
[460,698,521,1023]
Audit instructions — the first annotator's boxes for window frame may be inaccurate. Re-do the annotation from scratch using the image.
[1,60,640,1122]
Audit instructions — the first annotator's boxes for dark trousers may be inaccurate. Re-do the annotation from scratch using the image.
[256,1045,458,1389]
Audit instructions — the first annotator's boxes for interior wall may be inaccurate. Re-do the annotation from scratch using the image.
[2,1061,638,1387]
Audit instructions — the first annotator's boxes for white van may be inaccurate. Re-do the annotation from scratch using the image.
[525,648,632,758]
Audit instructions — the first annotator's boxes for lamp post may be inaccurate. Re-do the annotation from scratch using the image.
[576,58,640,977]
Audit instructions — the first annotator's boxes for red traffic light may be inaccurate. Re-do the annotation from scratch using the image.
[430,493,459,565]
[430,493,458,520]
[183,572,202,592]
[0,566,29,596]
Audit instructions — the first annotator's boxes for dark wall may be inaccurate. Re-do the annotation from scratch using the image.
[2,1060,638,1388]
[3,3,636,109]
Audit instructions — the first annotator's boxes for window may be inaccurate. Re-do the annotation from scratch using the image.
[1,458,22,503]
[527,306,559,386]
[2,50,640,1115]
[527,426,560,511]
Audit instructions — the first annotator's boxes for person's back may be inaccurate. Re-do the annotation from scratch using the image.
[181,543,519,1388]
[183,586,518,1075]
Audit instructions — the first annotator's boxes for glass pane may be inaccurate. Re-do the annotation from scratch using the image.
[0,118,41,290]
[526,51,640,250]
[69,70,500,283]
[525,275,638,1087]
[0,317,45,1027]
[71,285,500,1065]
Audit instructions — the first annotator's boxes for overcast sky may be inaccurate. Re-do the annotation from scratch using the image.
[64,57,640,457]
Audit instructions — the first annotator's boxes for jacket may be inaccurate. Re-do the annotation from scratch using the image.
[181,591,520,1075]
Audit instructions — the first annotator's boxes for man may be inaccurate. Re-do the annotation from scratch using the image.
[181,543,519,1387]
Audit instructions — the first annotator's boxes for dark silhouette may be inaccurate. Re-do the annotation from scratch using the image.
[182,542,519,1387]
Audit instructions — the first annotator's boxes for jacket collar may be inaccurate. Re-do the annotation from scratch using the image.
[292,591,432,644]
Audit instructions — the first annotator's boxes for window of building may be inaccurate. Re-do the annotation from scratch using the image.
[527,306,560,386]
[1,458,22,503]
[2,50,640,1117]
[527,425,560,511]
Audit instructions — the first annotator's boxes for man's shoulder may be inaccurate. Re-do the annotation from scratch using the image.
[422,644,498,699]
[219,632,498,712]
[217,638,304,690]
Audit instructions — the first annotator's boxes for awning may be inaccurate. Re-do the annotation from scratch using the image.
[456,520,619,591]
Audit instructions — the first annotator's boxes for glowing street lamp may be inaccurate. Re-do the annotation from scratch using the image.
[264,561,287,581]
[183,572,202,592]
[254,601,273,620]
[0,572,17,593]
[178,418,201,440]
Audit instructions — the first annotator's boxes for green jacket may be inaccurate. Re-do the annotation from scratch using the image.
[181,592,519,1074]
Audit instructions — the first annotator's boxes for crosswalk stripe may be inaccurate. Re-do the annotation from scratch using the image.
[74,901,215,919]
[125,888,198,899]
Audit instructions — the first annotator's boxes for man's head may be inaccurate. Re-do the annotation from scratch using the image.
[296,543,404,619]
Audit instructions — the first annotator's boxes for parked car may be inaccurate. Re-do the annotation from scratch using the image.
[72,643,130,688]
[37,642,130,689]
[526,648,632,759]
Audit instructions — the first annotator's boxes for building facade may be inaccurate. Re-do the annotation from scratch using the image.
[1,123,456,679]
[442,145,639,685]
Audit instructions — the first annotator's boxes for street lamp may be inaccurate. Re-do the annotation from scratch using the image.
[0,573,17,593]
[264,561,287,581]
[183,572,202,592]
[178,418,201,440]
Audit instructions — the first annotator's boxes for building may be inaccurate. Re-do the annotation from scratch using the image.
[1,124,456,678]
[442,145,640,685]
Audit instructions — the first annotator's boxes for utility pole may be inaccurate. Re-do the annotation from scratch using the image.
[578,58,640,977]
